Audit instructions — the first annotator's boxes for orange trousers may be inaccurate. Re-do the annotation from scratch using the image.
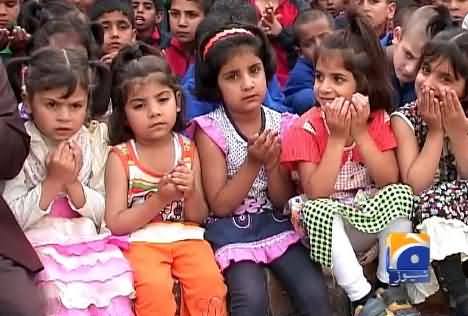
[125,240,227,316]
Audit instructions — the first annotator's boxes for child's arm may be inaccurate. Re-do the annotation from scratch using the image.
[170,148,208,224]
[351,94,398,186]
[391,90,444,194]
[298,136,345,199]
[391,117,443,194]
[105,152,175,235]
[195,128,262,217]
[300,98,350,198]
[266,138,295,209]
[441,89,468,178]
[3,169,54,229]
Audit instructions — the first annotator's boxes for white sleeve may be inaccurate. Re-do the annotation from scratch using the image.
[69,184,105,228]
[2,168,51,230]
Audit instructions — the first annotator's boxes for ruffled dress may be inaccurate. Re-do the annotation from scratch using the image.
[190,106,300,271]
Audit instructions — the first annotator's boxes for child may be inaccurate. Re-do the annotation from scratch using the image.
[165,0,211,77]
[281,10,416,316]
[358,0,396,46]
[391,28,468,314]
[182,0,290,120]
[0,0,30,61]
[437,0,468,23]
[388,4,452,108]
[312,0,345,17]
[132,0,170,48]
[284,8,334,114]
[193,23,331,316]
[3,47,135,315]
[90,0,136,65]
[252,0,304,86]
[0,62,45,316]
[105,43,227,316]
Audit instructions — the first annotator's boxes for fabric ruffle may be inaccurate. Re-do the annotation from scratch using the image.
[214,230,300,271]
[36,238,134,314]
[45,296,133,316]
[417,216,468,261]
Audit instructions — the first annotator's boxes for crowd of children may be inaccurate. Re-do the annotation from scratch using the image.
[0,0,467,316]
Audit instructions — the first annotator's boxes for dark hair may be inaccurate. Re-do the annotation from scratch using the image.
[293,8,334,41]
[110,42,184,145]
[208,0,258,25]
[316,9,394,112]
[18,0,82,35]
[30,18,101,58]
[7,47,111,118]
[401,5,453,37]
[89,0,135,27]
[195,23,276,103]
[420,28,468,107]
[168,0,213,14]
[393,0,420,28]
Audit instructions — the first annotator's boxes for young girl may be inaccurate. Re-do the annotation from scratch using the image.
[281,11,416,315]
[391,28,468,314]
[105,43,227,316]
[192,23,330,316]
[2,47,135,315]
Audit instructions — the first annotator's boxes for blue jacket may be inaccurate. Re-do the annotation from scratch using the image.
[283,57,315,114]
[391,66,416,109]
[181,63,289,121]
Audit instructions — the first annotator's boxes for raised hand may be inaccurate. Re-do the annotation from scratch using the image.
[350,93,370,139]
[157,174,183,204]
[323,97,351,140]
[168,160,195,198]
[441,88,468,139]
[8,26,31,52]
[417,87,443,132]
[259,2,282,36]
[247,129,278,167]
[46,142,77,187]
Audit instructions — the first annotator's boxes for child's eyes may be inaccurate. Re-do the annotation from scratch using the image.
[225,72,239,81]
[187,12,199,19]
[71,103,84,109]
[118,22,130,30]
[6,1,17,8]
[315,73,323,81]
[420,64,431,74]
[333,76,345,83]
[169,10,180,18]
[250,65,262,74]
[144,4,153,10]
[45,101,57,109]
[132,103,144,110]
[158,97,170,103]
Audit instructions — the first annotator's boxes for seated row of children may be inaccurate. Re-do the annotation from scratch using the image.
[0,0,467,316]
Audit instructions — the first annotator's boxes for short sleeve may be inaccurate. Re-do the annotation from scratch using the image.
[369,111,397,152]
[110,144,130,177]
[281,119,321,169]
[188,116,227,155]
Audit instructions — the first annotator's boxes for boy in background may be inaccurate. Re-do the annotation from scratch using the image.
[132,0,170,48]
[283,9,334,114]
[90,0,136,64]
[359,0,396,46]
[165,0,211,77]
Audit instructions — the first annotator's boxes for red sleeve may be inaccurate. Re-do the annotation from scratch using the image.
[281,120,321,170]
[368,111,397,151]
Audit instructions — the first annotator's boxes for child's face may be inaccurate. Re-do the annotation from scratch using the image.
[217,46,267,115]
[125,76,180,142]
[27,86,88,143]
[0,0,19,29]
[316,0,345,17]
[98,10,136,55]
[438,0,468,22]
[415,57,466,104]
[169,0,205,44]
[314,53,358,105]
[132,0,162,32]
[358,0,396,36]
[296,17,333,63]
[392,30,426,84]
